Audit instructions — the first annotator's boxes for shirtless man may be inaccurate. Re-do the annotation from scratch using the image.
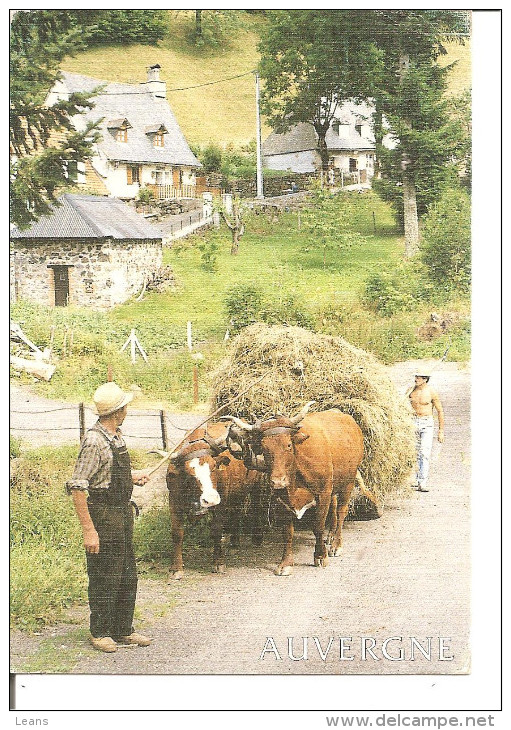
[408,370,445,492]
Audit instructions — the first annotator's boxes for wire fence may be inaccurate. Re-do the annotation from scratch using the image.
[10,403,201,449]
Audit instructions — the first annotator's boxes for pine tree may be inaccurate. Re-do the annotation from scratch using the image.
[10,10,100,229]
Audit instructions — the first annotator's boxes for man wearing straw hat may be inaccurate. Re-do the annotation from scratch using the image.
[67,382,152,653]
[408,368,445,493]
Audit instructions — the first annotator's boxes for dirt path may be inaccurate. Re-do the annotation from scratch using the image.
[10,361,471,675]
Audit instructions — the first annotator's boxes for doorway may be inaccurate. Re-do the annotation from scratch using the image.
[52,266,70,306]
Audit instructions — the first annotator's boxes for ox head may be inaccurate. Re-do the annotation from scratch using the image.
[223,401,314,496]
[166,430,229,517]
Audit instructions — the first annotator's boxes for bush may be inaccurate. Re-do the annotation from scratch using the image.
[224,284,265,333]
[420,187,471,293]
[364,271,415,317]
[137,186,156,205]
[261,294,314,330]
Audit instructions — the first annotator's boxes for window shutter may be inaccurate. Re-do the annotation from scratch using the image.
[127,166,133,185]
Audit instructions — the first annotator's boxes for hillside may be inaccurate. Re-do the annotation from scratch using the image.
[60,11,268,147]
[60,10,471,148]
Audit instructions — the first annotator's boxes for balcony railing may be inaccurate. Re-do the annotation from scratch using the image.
[146,184,197,200]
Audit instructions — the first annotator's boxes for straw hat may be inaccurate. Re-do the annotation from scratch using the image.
[415,368,433,378]
[93,382,133,416]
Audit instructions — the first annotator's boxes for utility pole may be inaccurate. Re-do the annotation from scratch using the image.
[255,71,264,199]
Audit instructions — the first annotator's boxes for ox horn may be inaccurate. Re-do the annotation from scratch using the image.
[220,415,254,432]
[203,432,227,454]
[289,400,316,425]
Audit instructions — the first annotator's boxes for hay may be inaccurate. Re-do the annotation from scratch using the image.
[210,324,415,509]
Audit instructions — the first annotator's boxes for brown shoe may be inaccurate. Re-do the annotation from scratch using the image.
[90,636,117,653]
[117,632,152,647]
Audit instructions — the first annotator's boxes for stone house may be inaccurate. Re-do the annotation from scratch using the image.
[263,100,395,183]
[10,194,163,309]
[46,65,201,201]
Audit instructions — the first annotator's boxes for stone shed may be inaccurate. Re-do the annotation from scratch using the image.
[10,194,163,309]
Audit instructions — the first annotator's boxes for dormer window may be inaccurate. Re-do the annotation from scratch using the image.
[107,118,132,143]
[145,124,168,148]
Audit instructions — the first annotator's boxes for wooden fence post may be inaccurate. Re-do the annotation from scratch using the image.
[79,402,85,442]
[160,410,168,451]
[193,366,199,404]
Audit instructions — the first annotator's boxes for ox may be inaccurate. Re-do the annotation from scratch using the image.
[225,403,380,575]
[166,421,264,579]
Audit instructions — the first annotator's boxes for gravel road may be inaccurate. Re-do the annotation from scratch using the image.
[10,360,471,676]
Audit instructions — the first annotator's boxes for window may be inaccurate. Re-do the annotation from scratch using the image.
[116,127,128,143]
[154,131,165,148]
[349,158,358,172]
[127,165,140,185]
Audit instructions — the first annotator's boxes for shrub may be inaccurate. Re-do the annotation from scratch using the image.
[364,271,415,317]
[261,293,314,329]
[224,284,264,333]
[197,238,220,272]
[420,187,471,293]
[137,186,156,205]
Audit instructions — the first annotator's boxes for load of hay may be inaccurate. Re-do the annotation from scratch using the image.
[210,324,415,515]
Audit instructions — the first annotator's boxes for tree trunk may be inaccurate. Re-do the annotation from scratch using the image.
[402,171,419,258]
[398,52,420,258]
[195,10,202,40]
[316,132,330,174]
[373,98,384,179]
[231,230,240,256]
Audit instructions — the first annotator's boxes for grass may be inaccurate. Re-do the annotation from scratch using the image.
[60,11,268,147]
[11,190,470,408]
[9,443,208,633]
[60,11,470,147]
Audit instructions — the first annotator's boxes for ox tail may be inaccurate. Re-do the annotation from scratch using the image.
[355,470,383,518]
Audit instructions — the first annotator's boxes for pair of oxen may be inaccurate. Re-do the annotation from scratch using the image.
[166,402,380,579]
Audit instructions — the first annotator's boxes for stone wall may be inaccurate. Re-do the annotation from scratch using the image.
[10,238,162,310]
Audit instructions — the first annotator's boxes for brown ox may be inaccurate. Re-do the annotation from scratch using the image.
[226,404,379,575]
[166,421,264,580]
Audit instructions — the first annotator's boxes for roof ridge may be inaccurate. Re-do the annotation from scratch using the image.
[64,194,110,237]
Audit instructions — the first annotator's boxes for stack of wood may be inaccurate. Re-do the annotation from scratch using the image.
[10,321,56,381]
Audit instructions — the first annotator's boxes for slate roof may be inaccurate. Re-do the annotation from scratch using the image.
[59,71,201,168]
[263,100,376,157]
[10,194,163,241]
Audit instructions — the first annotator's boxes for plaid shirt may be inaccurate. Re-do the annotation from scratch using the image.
[66,421,126,494]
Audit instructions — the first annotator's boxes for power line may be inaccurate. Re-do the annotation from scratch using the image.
[97,69,256,96]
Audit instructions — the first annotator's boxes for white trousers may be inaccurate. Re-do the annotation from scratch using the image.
[414,416,434,488]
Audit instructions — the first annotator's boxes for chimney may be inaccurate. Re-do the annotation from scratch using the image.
[141,64,166,99]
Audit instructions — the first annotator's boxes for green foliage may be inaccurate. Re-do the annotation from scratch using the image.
[193,141,257,180]
[224,284,265,333]
[137,186,156,204]
[301,186,367,266]
[193,142,223,173]
[261,294,314,330]
[10,445,87,629]
[77,10,168,46]
[134,507,211,561]
[197,237,220,272]
[258,11,374,169]
[188,9,245,47]
[420,187,471,292]
[10,435,22,459]
[10,10,100,229]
